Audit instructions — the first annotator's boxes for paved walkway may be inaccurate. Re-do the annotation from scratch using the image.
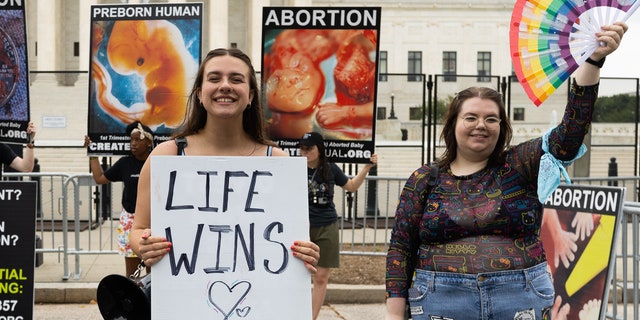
[31,221,639,319]
[32,302,386,320]
[32,222,386,319]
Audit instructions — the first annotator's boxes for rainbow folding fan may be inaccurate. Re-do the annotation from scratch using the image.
[510,0,639,106]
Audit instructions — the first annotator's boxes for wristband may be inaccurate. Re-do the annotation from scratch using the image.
[585,57,605,68]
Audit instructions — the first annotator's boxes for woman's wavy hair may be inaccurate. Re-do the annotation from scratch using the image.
[173,48,273,146]
[438,87,512,167]
[315,135,330,181]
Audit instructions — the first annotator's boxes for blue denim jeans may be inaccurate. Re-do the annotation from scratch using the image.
[407,262,554,320]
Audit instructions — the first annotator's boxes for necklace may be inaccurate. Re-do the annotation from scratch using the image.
[309,167,318,186]
[309,167,319,201]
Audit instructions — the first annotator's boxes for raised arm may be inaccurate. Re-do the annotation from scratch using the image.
[9,122,36,172]
[342,154,378,192]
[83,135,110,184]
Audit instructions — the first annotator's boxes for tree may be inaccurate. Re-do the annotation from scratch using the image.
[593,93,637,123]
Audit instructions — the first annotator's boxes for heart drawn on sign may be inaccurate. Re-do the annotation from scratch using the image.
[208,280,252,319]
[236,306,251,317]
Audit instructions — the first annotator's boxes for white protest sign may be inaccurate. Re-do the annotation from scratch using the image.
[150,156,311,320]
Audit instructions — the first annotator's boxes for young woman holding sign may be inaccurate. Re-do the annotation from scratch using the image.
[130,48,320,273]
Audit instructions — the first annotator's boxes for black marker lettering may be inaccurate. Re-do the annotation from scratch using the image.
[263,222,288,274]
[223,171,249,212]
[166,224,203,275]
[166,170,194,210]
[197,171,219,212]
[245,170,272,212]
[203,225,232,274]
[233,223,255,271]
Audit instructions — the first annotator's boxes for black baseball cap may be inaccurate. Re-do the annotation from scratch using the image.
[299,132,324,148]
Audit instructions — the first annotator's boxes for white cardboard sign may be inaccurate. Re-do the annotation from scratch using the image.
[150,156,311,319]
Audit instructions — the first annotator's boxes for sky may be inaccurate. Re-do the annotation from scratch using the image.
[600,12,640,79]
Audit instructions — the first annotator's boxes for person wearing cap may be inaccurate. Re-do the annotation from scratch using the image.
[83,121,154,277]
[299,131,378,320]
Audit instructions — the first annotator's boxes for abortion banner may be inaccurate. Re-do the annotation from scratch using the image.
[541,184,625,320]
[150,156,311,320]
[0,1,30,144]
[0,181,37,320]
[87,3,202,156]
[261,7,381,163]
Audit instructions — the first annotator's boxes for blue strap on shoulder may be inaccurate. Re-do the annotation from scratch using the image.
[537,130,587,203]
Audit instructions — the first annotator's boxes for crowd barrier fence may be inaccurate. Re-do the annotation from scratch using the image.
[2,172,638,319]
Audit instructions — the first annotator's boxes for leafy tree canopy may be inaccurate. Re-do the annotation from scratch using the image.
[593,93,637,123]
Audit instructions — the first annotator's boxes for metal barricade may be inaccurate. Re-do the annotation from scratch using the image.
[3,172,120,280]
[2,171,639,318]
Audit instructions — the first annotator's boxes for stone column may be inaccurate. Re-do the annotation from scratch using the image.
[208,0,228,50]
[78,0,98,73]
[248,0,270,65]
[35,0,58,85]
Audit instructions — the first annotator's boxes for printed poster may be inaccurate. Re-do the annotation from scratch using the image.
[541,184,625,320]
[261,7,381,163]
[150,156,311,320]
[0,1,30,144]
[87,3,202,156]
[0,181,37,320]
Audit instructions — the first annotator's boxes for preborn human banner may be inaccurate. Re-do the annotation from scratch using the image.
[87,3,202,156]
[150,156,311,320]
[0,1,30,145]
[541,184,625,320]
[0,181,37,320]
[261,7,381,163]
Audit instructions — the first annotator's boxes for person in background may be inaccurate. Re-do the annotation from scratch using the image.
[385,22,627,320]
[0,122,36,178]
[130,48,320,273]
[84,121,154,276]
[299,131,377,320]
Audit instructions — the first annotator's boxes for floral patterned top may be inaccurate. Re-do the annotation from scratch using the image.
[385,83,598,298]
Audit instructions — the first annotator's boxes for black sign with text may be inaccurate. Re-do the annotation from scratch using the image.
[0,181,37,319]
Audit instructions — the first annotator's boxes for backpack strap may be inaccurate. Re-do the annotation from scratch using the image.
[421,162,439,201]
[427,163,439,188]
[175,137,187,156]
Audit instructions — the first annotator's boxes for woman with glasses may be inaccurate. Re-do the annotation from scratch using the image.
[385,22,628,320]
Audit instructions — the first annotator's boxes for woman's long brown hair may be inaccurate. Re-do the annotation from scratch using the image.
[172,48,274,146]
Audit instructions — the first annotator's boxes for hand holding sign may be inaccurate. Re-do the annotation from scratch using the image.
[145,156,311,319]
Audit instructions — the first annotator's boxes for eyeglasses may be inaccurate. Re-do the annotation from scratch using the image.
[459,115,501,129]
